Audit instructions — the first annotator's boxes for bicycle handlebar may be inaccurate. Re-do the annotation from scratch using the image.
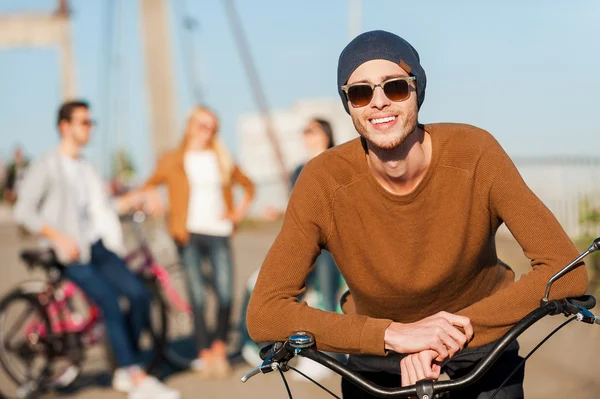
[242,237,600,398]
[242,295,597,398]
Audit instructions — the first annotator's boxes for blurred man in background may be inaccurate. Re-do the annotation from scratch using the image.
[14,100,180,399]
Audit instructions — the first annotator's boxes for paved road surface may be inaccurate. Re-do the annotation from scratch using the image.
[0,211,598,398]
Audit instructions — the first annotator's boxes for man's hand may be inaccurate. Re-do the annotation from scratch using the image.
[384,312,473,361]
[401,350,441,387]
[41,225,79,262]
[141,189,165,217]
[114,191,144,213]
[117,188,165,216]
[50,230,80,262]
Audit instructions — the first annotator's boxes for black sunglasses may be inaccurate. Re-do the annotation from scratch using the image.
[341,76,416,108]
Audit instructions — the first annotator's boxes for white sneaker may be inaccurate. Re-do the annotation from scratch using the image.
[54,365,80,388]
[112,368,135,393]
[128,376,180,399]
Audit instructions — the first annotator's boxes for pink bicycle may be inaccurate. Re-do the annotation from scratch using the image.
[0,211,194,397]
[121,211,196,370]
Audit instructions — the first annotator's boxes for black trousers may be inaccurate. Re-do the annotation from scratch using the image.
[341,340,524,399]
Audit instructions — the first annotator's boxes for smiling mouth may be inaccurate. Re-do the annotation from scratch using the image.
[369,116,397,125]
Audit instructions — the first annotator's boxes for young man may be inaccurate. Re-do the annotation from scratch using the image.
[246,31,588,398]
[14,100,180,399]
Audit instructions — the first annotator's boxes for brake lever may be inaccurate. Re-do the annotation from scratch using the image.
[241,345,292,383]
[240,362,275,383]
[241,333,315,383]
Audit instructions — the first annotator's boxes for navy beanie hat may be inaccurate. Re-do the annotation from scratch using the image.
[337,30,427,113]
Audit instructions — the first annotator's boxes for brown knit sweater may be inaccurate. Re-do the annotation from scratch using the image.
[246,123,588,356]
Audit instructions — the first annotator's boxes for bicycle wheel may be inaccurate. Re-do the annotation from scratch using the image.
[150,262,195,370]
[0,285,83,394]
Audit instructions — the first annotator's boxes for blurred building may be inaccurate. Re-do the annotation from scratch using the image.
[238,97,357,216]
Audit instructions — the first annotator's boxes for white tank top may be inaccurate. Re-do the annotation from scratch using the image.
[184,151,233,237]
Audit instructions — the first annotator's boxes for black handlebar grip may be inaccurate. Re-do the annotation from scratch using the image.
[259,344,275,360]
[569,295,596,309]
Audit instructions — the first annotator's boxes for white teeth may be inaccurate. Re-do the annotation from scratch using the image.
[371,116,396,125]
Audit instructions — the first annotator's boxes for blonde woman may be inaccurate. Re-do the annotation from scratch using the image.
[140,106,254,378]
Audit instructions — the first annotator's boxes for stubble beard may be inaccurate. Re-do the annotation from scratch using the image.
[351,112,417,151]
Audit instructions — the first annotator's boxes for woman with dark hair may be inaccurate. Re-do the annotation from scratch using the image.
[248,118,345,372]
[289,118,342,313]
[290,118,336,186]
[264,118,342,312]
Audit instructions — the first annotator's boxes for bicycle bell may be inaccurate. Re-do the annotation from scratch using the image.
[289,332,315,348]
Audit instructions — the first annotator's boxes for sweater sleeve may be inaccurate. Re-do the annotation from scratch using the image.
[246,160,392,355]
[13,158,49,234]
[457,136,588,346]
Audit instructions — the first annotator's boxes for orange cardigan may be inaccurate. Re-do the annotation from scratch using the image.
[143,149,255,244]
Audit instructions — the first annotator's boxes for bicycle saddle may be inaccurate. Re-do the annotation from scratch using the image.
[20,248,60,269]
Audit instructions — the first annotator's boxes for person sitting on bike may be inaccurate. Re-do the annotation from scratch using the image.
[246,30,588,399]
[14,100,180,399]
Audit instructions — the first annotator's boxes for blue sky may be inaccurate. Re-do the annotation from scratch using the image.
[0,0,599,179]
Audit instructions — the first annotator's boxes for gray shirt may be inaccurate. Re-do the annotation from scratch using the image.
[14,149,125,264]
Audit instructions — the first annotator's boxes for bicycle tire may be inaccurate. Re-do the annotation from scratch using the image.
[139,278,169,374]
[0,286,82,391]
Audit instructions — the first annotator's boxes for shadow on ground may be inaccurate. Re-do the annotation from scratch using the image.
[40,335,249,397]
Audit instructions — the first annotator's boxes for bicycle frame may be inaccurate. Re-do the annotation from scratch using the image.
[19,217,190,348]
[23,281,100,342]
[127,249,190,313]
[123,212,191,314]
